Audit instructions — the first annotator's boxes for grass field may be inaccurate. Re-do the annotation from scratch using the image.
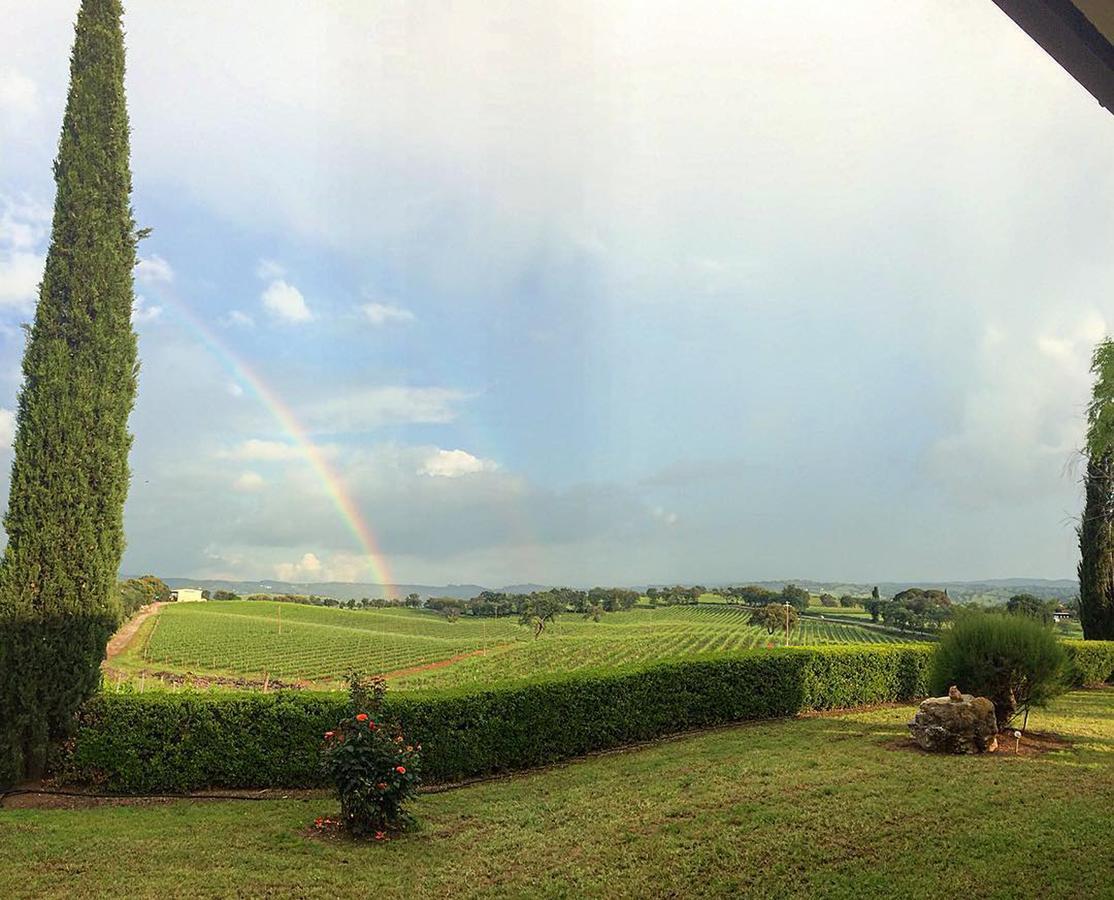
[111,601,916,690]
[3,688,1110,898]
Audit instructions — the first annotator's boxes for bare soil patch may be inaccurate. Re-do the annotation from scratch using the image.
[379,645,511,680]
[1,784,326,810]
[884,730,1072,758]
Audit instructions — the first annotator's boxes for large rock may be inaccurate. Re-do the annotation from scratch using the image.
[908,686,998,753]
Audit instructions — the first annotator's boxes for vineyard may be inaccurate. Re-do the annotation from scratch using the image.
[111,600,918,691]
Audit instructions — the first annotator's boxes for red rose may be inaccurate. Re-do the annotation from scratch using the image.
[377,782,387,790]
[324,731,334,738]
[356,713,368,722]
[395,766,406,774]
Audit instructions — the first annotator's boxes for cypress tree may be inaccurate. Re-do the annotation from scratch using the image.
[1,0,138,621]
[0,0,138,784]
[1077,338,1114,640]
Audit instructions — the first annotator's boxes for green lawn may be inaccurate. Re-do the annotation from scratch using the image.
[3,688,1111,899]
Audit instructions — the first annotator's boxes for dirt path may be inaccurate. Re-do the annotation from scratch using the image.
[379,645,513,680]
[105,602,165,660]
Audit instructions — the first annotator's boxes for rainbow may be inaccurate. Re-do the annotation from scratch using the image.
[143,283,398,598]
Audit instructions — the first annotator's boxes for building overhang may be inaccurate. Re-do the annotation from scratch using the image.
[990,0,1114,113]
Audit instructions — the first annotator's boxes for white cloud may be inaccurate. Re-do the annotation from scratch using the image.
[275,551,323,581]
[928,313,1105,503]
[0,69,37,117]
[0,196,50,249]
[261,279,312,323]
[232,470,265,492]
[222,309,255,328]
[135,254,174,284]
[0,196,49,310]
[218,439,309,462]
[361,302,415,326]
[132,295,163,323]
[651,506,679,526]
[227,381,244,398]
[255,258,285,280]
[420,448,498,478]
[0,407,15,448]
[306,386,469,432]
[0,249,45,310]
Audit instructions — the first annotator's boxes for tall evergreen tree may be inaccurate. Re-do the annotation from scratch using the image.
[1078,338,1114,639]
[0,0,138,621]
[1,0,139,785]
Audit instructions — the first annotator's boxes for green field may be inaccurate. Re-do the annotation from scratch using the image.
[113,601,917,690]
[3,689,1110,898]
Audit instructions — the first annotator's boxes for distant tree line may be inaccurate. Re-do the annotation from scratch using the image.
[116,575,172,618]
[654,583,813,612]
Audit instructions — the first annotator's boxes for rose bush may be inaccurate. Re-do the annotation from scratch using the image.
[321,674,421,837]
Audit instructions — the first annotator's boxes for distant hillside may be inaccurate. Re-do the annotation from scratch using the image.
[701,578,1078,604]
[160,579,489,601]
[154,576,1077,604]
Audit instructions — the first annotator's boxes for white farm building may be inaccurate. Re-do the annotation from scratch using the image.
[171,588,205,603]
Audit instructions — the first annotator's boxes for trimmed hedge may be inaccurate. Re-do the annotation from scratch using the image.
[62,641,1114,793]
[1065,639,1114,686]
[68,645,932,792]
[0,614,116,787]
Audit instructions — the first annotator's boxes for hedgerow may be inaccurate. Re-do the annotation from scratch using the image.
[0,615,116,787]
[67,645,929,791]
[1065,639,1114,686]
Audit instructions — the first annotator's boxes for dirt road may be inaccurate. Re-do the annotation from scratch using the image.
[105,602,164,659]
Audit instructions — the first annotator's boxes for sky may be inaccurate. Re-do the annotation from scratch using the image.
[0,1,1112,588]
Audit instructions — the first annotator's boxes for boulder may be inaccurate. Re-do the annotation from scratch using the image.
[908,686,998,753]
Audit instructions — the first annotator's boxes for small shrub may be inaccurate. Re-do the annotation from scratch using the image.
[819,594,838,608]
[322,674,421,837]
[931,613,1068,728]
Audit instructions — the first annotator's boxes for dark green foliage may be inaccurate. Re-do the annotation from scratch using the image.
[876,589,953,632]
[819,594,838,608]
[117,575,171,618]
[518,591,566,637]
[645,585,702,606]
[780,584,810,612]
[1,0,138,621]
[1006,593,1055,625]
[725,585,779,606]
[0,615,116,786]
[749,602,799,635]
[65,645,935,791]
[838,595,858,608]
[931,613,1068,727]
[0,0,137,787]
[323,675,421,836]
[1078,453,1114,640]
[1078,338,1114,639]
